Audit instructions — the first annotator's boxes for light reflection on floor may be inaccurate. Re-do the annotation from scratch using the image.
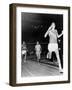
[21,59,63,77]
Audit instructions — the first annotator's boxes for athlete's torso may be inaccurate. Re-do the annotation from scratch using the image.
[49,29,58,43]
[35,44,41,52]
[22,44,27,50]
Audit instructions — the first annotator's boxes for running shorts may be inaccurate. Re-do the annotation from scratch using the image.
[48,43,58,52]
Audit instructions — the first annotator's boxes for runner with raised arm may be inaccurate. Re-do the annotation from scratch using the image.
[44,22,63,73]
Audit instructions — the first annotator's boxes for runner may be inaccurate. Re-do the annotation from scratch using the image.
[44,22,63,73]
[35,41,41,62]
[21,41,27,62]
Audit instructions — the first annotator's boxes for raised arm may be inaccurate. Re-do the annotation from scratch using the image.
[44,30,49,38]
[58,31,63,38]
[44,25,52,38]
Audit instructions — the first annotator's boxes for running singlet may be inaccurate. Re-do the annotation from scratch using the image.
[35,45,41,52]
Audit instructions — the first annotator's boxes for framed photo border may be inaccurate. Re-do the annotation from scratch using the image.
[9,3,70,86]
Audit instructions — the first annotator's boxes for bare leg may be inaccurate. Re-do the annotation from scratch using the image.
[55,49,63,72]
[48,51,52,59]
[39,53,41,60]
[36,53,38,62]
[47,52,49,58]
[36,52,40,62]
[24,53,26,62]
[38,53,40,62]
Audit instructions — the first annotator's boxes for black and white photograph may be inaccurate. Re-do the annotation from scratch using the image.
[21,13,63,77]
[9,4,70,86]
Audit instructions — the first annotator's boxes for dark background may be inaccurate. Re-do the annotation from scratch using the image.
[21,12,63,68]
[21,12,63,43]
